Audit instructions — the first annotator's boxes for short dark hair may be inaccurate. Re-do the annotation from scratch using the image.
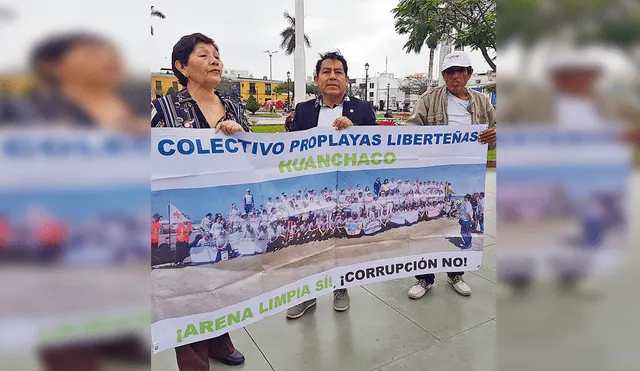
[30,32,108,85]
[171,33,219,86]
[480,192,485,197]
[315,51,348,77]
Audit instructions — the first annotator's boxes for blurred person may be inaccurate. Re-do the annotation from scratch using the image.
[151,33,248,370]
[284,109,295,131]
[374,177,382,196]
[501,48,640,131]
[151,212,162,263]
[175,217,192,265]
[201,212,213,233]
[28,32,148,132]
[477,192,485,234]
[459,194,475,250]
[242,189,254,214]
[286,51,376,320]
[406,51,496,300]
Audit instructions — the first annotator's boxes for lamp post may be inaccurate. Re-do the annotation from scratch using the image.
[364,62,370,106]
[286,71,291,111]
[263,50,278,80]
[386,83,390,111]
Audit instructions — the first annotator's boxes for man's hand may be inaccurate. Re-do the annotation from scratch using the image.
[333,116,354,131]
[216,120,245,135]
[478,128,496,145]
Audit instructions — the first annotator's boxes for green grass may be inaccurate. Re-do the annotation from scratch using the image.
[487,148,496,160]
[252,113,282,118]
[252,125,286,133]
[375,114,408,120]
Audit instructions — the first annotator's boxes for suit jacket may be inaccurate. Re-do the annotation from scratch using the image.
[289,96,376,132]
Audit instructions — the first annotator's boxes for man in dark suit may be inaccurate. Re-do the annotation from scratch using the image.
[288,51,376,132]
[285,51,376,320]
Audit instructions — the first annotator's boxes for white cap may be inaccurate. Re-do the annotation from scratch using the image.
[441,51,472,72]
[545,49,603,72]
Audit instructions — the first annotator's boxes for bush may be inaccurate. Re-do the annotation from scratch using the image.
[165,86,175,95]
[245,95,260,114]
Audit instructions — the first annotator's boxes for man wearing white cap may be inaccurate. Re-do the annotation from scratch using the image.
[242,189,255,214]
[406,51,496,300]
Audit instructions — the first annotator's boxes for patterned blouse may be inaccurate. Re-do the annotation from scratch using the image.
[151,88,252,131]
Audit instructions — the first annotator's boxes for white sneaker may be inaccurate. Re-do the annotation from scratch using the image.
[448,275,472,296]
[408,279,433,299]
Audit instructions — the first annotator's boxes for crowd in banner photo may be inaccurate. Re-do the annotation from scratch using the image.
[154,176,485,267]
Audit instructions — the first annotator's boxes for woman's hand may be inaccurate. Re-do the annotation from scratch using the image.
[215,120,245,135]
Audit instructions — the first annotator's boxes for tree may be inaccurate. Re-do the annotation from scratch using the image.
[216,77,234,95]
[347,84,364,98]
[279,11,311,55]
[392,0,496,71]
[150,6,166,36]
[306,83,320,97]
[399,76,436,95]
[165,86,175,95]
[274,81,294,95]
[498,0,640,48]
[245,95,260,114]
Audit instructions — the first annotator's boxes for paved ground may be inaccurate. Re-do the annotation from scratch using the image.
[151,169,497,371]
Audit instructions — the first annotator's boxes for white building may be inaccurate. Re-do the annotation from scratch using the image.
[223,69,250,78]
[466,70,495,90]
[353,72,405,110]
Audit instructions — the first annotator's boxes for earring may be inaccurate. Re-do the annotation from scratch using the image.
[184,72,189,78]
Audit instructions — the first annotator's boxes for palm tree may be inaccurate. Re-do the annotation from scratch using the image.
[151,6,166,36]
[279,11,310,55]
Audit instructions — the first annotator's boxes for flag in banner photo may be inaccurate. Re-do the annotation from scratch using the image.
[169,203,189,223]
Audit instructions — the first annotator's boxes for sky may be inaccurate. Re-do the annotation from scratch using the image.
[0,0,494,79]
[152,164,486,219]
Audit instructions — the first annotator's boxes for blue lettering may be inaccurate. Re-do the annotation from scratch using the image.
[225,138,238,153]
[443,133,452,144]
[251,142,258,155]
[360,135,371,146]
[372,134,382,146]
[210,138,224,153]
[308,136,317,148]
[290,140,300,152]
[470,132,479,142]
[237,139,251,152]
[159,139,175,156]
[414,134,423,145]
[301,139,309,152]
[338,135,350,146]
[317,135,328,147]
[259,142,274,156]
[402,134,412,146]
[433,133,443,144]
[196,139,210,154]
[461,132,470,142]
[452,131,462,144]
[177,139,195,155]
[423,134,433,144]
[272,142,285,154]
[348,134,361,145]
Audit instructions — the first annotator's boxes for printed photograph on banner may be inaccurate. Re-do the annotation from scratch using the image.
[151,126,487,326]
[497,127,631,279]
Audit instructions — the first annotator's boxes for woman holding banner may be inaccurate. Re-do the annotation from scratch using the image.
[151,33,248,370]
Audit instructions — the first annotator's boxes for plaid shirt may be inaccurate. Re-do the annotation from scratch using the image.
[151,88,252,131]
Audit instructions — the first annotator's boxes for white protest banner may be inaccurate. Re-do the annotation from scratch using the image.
[0,129,150,354]
[151,125,488,353]
[497,127,631,278]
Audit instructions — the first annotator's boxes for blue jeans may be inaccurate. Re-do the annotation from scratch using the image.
[460,219,472,249]
[244,204,253,214]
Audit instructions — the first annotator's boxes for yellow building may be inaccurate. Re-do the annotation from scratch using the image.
[151,71,286,104]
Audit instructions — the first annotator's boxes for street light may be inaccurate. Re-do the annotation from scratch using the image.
[364,62,370,106]
[286,71,291,111]
[386,83,390,111]
[263,50,278,80]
